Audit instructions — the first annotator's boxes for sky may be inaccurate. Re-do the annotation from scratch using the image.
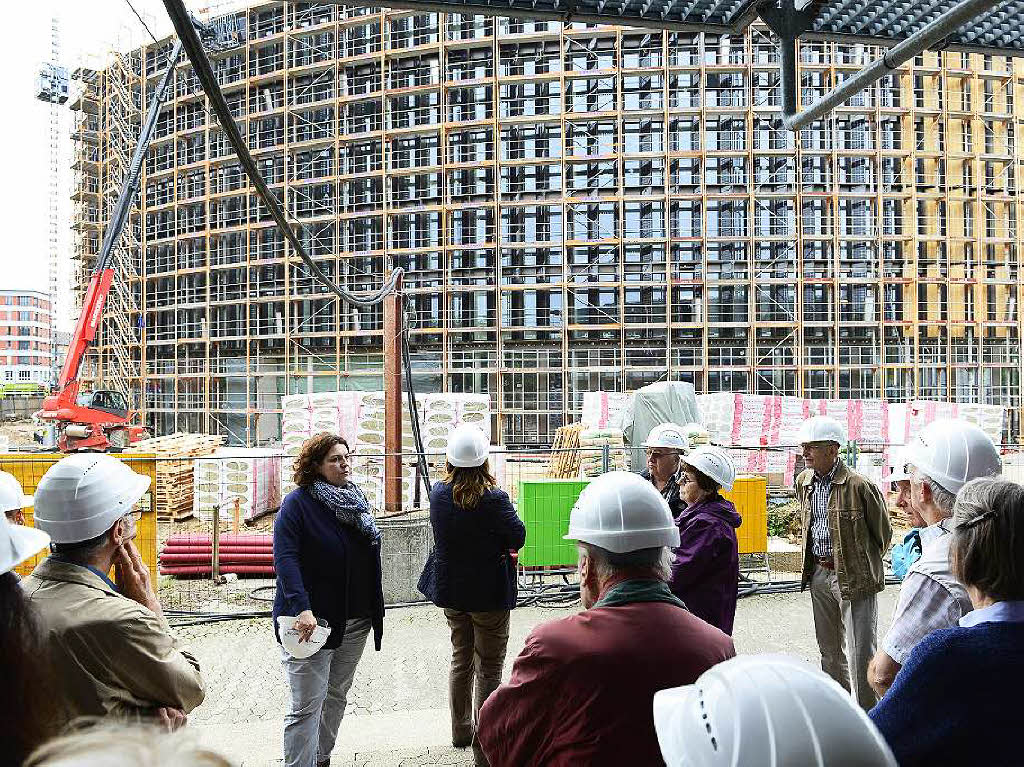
[0,1,199,327]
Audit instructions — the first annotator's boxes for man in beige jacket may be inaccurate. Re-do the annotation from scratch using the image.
[23,454,204,729]
[796,416,891,711]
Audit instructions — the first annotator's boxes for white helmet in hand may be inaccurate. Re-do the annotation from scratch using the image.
[682,446,736,492]
[654,654,897,767]
[565,471,680,553]
[277,616,331,659]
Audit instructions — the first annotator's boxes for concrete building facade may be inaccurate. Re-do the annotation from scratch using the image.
[70,2,1024,445]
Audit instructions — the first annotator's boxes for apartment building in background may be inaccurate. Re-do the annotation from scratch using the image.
[0,290,54,386]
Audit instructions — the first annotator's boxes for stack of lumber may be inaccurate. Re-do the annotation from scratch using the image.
[159,533,274,577]
[124,433,225,521]
[547,424,583,478]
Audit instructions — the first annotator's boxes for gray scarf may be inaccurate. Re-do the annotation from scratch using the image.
[309,480,380,544]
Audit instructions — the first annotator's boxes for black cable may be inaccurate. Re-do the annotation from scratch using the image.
[161,0,402,309]
[401,304,433,502]
[124,0,159,43]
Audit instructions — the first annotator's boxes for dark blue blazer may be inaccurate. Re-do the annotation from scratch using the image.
[419,481,527,612]
[273,486,384,650]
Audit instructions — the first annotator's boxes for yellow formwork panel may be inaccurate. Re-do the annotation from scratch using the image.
[1,453,159,584]
[722,475,768,555]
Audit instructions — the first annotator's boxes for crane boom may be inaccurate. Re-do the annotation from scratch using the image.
[54,39,183,402]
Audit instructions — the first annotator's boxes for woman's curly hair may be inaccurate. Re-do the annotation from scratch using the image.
[293,433,350,487]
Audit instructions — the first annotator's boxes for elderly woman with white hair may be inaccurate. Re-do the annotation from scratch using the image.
[869,477,1024,766]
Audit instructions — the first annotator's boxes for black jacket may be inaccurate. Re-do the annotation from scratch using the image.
[419,481,527,612]
[272,486,385,650]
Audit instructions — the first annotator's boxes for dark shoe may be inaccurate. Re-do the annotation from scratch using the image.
[452,728,473,749]
[316,760,330,767]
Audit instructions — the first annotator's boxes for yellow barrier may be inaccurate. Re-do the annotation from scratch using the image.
[1,453,159,584]
[722,475,769,554]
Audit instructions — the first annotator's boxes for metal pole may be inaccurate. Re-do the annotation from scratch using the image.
[211,503,221,583]
[784,0,1000,130]
[384,273,404,515]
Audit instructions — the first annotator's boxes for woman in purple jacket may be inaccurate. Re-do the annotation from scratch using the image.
[670,446,742,635]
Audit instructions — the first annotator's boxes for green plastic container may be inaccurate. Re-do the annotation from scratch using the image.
[517,479,590,567]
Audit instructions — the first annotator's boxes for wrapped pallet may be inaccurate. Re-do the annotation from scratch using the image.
[623,382,701,470]
[194,448,282,524]
[578,428,629,478]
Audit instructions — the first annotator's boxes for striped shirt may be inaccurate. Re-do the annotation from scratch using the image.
[810,459,840,558]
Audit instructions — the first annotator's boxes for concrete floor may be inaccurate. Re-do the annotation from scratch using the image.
[181,585,901,766]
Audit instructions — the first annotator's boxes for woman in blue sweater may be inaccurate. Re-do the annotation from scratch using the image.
[418,425,526,760]
[869,477,1024,766]
[273,433,385,767]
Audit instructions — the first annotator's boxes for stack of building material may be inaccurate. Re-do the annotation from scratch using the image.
[905,399,1006,446]
[279,391,492,509]
[581,392,634,430]
[158,533,274,577]
[812,399,890,444]
[725,449,799,488]
[578,428,630,477]
[697,393,779,447]
[547,424,583,478]
[124,433,225,521]
[193,449,282,524]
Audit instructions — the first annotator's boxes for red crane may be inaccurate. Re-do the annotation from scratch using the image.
[36,41,185,451]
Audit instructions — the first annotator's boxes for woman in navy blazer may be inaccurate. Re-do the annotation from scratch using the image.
[274,434,384,767]
[418,425,526,760]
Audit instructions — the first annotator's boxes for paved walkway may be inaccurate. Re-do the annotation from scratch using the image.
[181,586,900,766]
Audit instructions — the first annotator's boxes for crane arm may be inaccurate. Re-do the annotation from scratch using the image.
[52,40,183,408]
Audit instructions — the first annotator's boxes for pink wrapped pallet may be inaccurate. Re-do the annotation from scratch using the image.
[812,399,890,444]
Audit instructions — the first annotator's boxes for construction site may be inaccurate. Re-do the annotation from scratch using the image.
[2,0,1023,763]
[64,1,1024,447]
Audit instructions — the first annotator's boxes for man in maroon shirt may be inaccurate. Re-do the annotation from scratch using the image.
[477,471,735,767]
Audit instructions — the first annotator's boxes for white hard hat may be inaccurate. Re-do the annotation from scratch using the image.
[643,423,688,451]
[796,416,847,446]
[0,511,50,575]
[653,654,898,767]
[904,418,1001,494]
[277,616,331,659]
[564,471,680,553]
[446,424,489,468]
[33,454,151,544]
[682,446,737,492]
[0,471,33,513]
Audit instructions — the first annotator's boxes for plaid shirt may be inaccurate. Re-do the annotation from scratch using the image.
[810,459,840,558]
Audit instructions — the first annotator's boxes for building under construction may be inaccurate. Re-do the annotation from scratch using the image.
[69,1,1023,446]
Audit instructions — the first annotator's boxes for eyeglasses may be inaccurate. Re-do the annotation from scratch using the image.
[681,474,699,485]
[646,450,677,460]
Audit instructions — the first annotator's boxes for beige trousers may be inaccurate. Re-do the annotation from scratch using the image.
[444,608,511,767]
[810,564,879,710]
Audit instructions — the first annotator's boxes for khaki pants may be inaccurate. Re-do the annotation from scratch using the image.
[810,564,879,710]
[444,608,510,766]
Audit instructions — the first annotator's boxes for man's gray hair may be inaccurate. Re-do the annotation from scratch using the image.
[577,542,671,582]
[911,469,957,515]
